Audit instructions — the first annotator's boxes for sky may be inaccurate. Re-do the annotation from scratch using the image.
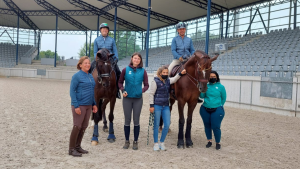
[40,33,98,60]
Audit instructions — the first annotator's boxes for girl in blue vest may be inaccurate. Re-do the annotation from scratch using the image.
[118,52,149,150]
[199,70,226,150]
[149,66,186,151]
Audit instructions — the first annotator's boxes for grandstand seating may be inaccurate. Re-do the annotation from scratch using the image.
[118,28,299,77]
[0,42,33,68]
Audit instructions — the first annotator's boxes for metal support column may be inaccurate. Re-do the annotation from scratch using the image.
[220,12,224,39]
[145,0,151,67]
[37,31,41,60]
[245,9,258,36]
[89,31,92,57]
[142,32,144,50]
[16,14,19,65]
[225,10,229,38]
[294,0,297,29]
[97,15,100,37]
[157,30,159,48]
[257,9,268,33]
[268,3,271,31]
[54,14,58,67]
[114,7,117,40]
[85,31,87,56]
[166,28,168,46]
[205,0,211,54]
[134,31,136,52]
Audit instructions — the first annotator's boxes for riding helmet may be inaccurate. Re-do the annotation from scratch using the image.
[176,22,186,29]
[99,23,109,31]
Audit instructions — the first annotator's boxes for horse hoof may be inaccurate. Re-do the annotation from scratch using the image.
[91,141,98,146]
[103,127,108,132]
[186,145,193,148]
[107,139,115,143]
[177,145,184,149]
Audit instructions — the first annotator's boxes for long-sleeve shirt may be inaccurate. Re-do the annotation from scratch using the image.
[171,35,195,59]
[200,82,226,108]
[94,35,118,60]
[148,74,181,106]
[70,70,96,108]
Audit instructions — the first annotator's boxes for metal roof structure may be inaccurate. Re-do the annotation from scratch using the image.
[0,0,283,32]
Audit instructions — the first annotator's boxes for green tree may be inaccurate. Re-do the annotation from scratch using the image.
[78,31,141,60]
[39,50,61,60]
[190,30,217,41]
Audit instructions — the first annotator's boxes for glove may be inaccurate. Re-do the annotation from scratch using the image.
[179,57,183,62]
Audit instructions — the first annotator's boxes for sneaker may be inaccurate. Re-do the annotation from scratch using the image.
[216,143,221,150]
[159,142,166,151]
[153,143,160,151]
[123,140,130,149]
[206,141,212,148]
[132,141,138,150]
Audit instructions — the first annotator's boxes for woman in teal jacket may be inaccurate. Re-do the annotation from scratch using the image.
[199,70,226,150]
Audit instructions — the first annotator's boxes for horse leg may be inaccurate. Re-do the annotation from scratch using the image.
[107,97,116,143]
[102,99,109,132]
[91,99,102,145]
[102,107,108,132]
[168,98,176,133]
[177,99,186,149]
[185,101,197,148]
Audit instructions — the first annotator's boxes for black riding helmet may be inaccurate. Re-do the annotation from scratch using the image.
[99,23,109,31]
[210,70,220,82]
[176,22,186,30]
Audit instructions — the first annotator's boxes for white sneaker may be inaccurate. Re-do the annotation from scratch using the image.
[153,143,160,151]
[159,142,166,151]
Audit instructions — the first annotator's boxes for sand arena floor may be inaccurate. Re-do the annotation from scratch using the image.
[1,77,300,169]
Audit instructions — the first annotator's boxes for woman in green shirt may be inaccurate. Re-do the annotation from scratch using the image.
[199,70,226,150]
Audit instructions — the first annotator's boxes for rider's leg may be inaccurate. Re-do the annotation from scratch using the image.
[168,59,181,76]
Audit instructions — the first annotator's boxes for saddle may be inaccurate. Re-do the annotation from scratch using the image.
[169,60,188,100]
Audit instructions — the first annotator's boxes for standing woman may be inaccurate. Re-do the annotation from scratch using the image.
[199,70,226,150]
[149,66,186,151]
[118,52,149,150]
[69,56,98,157]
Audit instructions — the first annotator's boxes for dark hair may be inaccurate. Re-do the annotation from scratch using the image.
[210,70,220,82]
[130,52,143,67]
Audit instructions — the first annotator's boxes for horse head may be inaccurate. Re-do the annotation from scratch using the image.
[95,48,115,88]
[193,50,219,93]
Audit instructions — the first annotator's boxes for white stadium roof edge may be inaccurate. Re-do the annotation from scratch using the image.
[0,0,283,32]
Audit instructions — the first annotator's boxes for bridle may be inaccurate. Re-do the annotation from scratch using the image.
[185,55,212,91]
[96,56,116,87]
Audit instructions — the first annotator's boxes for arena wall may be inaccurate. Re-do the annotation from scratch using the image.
[1,67,299,117]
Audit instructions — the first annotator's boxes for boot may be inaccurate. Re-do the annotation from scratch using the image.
[69,126,82,157]
[75,128,88,154]
[132,141,138,150]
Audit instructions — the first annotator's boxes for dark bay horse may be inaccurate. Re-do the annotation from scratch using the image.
[90,49,117,145]
[170,50,218,148]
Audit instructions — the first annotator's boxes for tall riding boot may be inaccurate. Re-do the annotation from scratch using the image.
[69,126,82,157]
[115,64,121,99]
[75,128,88,154]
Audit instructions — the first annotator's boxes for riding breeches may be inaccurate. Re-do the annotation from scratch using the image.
[168,59,187,76]
[71,105,92,129]
[122,97,143,126]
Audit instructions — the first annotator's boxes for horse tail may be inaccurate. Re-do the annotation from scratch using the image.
[92,99,103,123]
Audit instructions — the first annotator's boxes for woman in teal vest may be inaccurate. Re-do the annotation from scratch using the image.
[199,70,226,150]
[118,52,149,150]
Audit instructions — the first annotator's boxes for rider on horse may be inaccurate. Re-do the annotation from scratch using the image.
[91,23,121,99]
[168,22,202,103]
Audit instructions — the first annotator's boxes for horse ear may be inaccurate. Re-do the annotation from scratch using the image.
[210,54,219,62]
[97,52,101,59]
[109,54,115,58]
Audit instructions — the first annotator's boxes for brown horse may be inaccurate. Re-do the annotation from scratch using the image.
[90,49,117,144]
[170,50,218,148]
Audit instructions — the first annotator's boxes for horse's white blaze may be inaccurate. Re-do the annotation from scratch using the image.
[202,70,206,78]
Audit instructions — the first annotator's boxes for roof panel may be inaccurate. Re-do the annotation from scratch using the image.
[13,0,45,10]
[0,0,277,31]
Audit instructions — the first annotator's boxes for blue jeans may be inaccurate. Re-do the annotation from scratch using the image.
[200,106,225,143]
[153,105,170,143]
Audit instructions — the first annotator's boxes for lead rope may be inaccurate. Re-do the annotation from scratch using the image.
[147,112,155,145]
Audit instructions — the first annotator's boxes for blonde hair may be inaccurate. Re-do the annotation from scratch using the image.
[156,66,168,82]
[77,56,90,70]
